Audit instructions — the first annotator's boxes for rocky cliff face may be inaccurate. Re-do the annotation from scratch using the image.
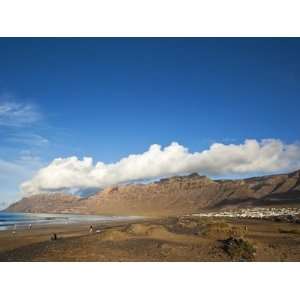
[6,170,300,216]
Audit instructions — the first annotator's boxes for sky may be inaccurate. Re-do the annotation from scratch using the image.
[1,38,300,208]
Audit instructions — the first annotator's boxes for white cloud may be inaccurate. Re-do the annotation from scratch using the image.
[0,100,41,127]
[21,139,300,196]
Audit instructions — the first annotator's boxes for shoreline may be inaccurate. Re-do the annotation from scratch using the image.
[0,211,145,232]
[0,217,148,254]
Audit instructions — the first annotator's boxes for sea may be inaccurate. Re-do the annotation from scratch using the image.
[0,212,140,231]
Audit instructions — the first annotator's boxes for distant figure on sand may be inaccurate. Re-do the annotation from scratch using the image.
[89,225,94,233]
[12,224,17,234]
[50,233,57,241]
[28,224,32,230]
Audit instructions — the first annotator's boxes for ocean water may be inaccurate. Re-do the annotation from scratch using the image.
[0,212,140,231]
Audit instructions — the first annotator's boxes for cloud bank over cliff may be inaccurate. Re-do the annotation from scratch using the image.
[21,139,300,196]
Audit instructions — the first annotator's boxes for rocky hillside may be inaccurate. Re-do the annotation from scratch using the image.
[5,170,300,216]
[6,193,81,214]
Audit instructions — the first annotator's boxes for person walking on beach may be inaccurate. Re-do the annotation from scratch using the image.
[50,233,57,241]
[89,225,94,233]
[28,224,32,230]
[12,224,17,234]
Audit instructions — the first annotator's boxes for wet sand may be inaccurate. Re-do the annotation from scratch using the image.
[0,216,300,261]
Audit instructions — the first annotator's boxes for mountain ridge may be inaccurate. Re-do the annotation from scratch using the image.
[5,169,300,216]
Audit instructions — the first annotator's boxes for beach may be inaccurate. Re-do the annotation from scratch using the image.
[0,215,300,261]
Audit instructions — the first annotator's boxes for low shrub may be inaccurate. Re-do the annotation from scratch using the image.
[222,237,256,261]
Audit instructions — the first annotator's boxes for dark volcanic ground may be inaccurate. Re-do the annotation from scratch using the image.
[1,216,300,261]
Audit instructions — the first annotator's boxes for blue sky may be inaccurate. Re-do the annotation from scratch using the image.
[1,38,300,207]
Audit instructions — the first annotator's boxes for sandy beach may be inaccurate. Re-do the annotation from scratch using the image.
[0,216,300,261]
